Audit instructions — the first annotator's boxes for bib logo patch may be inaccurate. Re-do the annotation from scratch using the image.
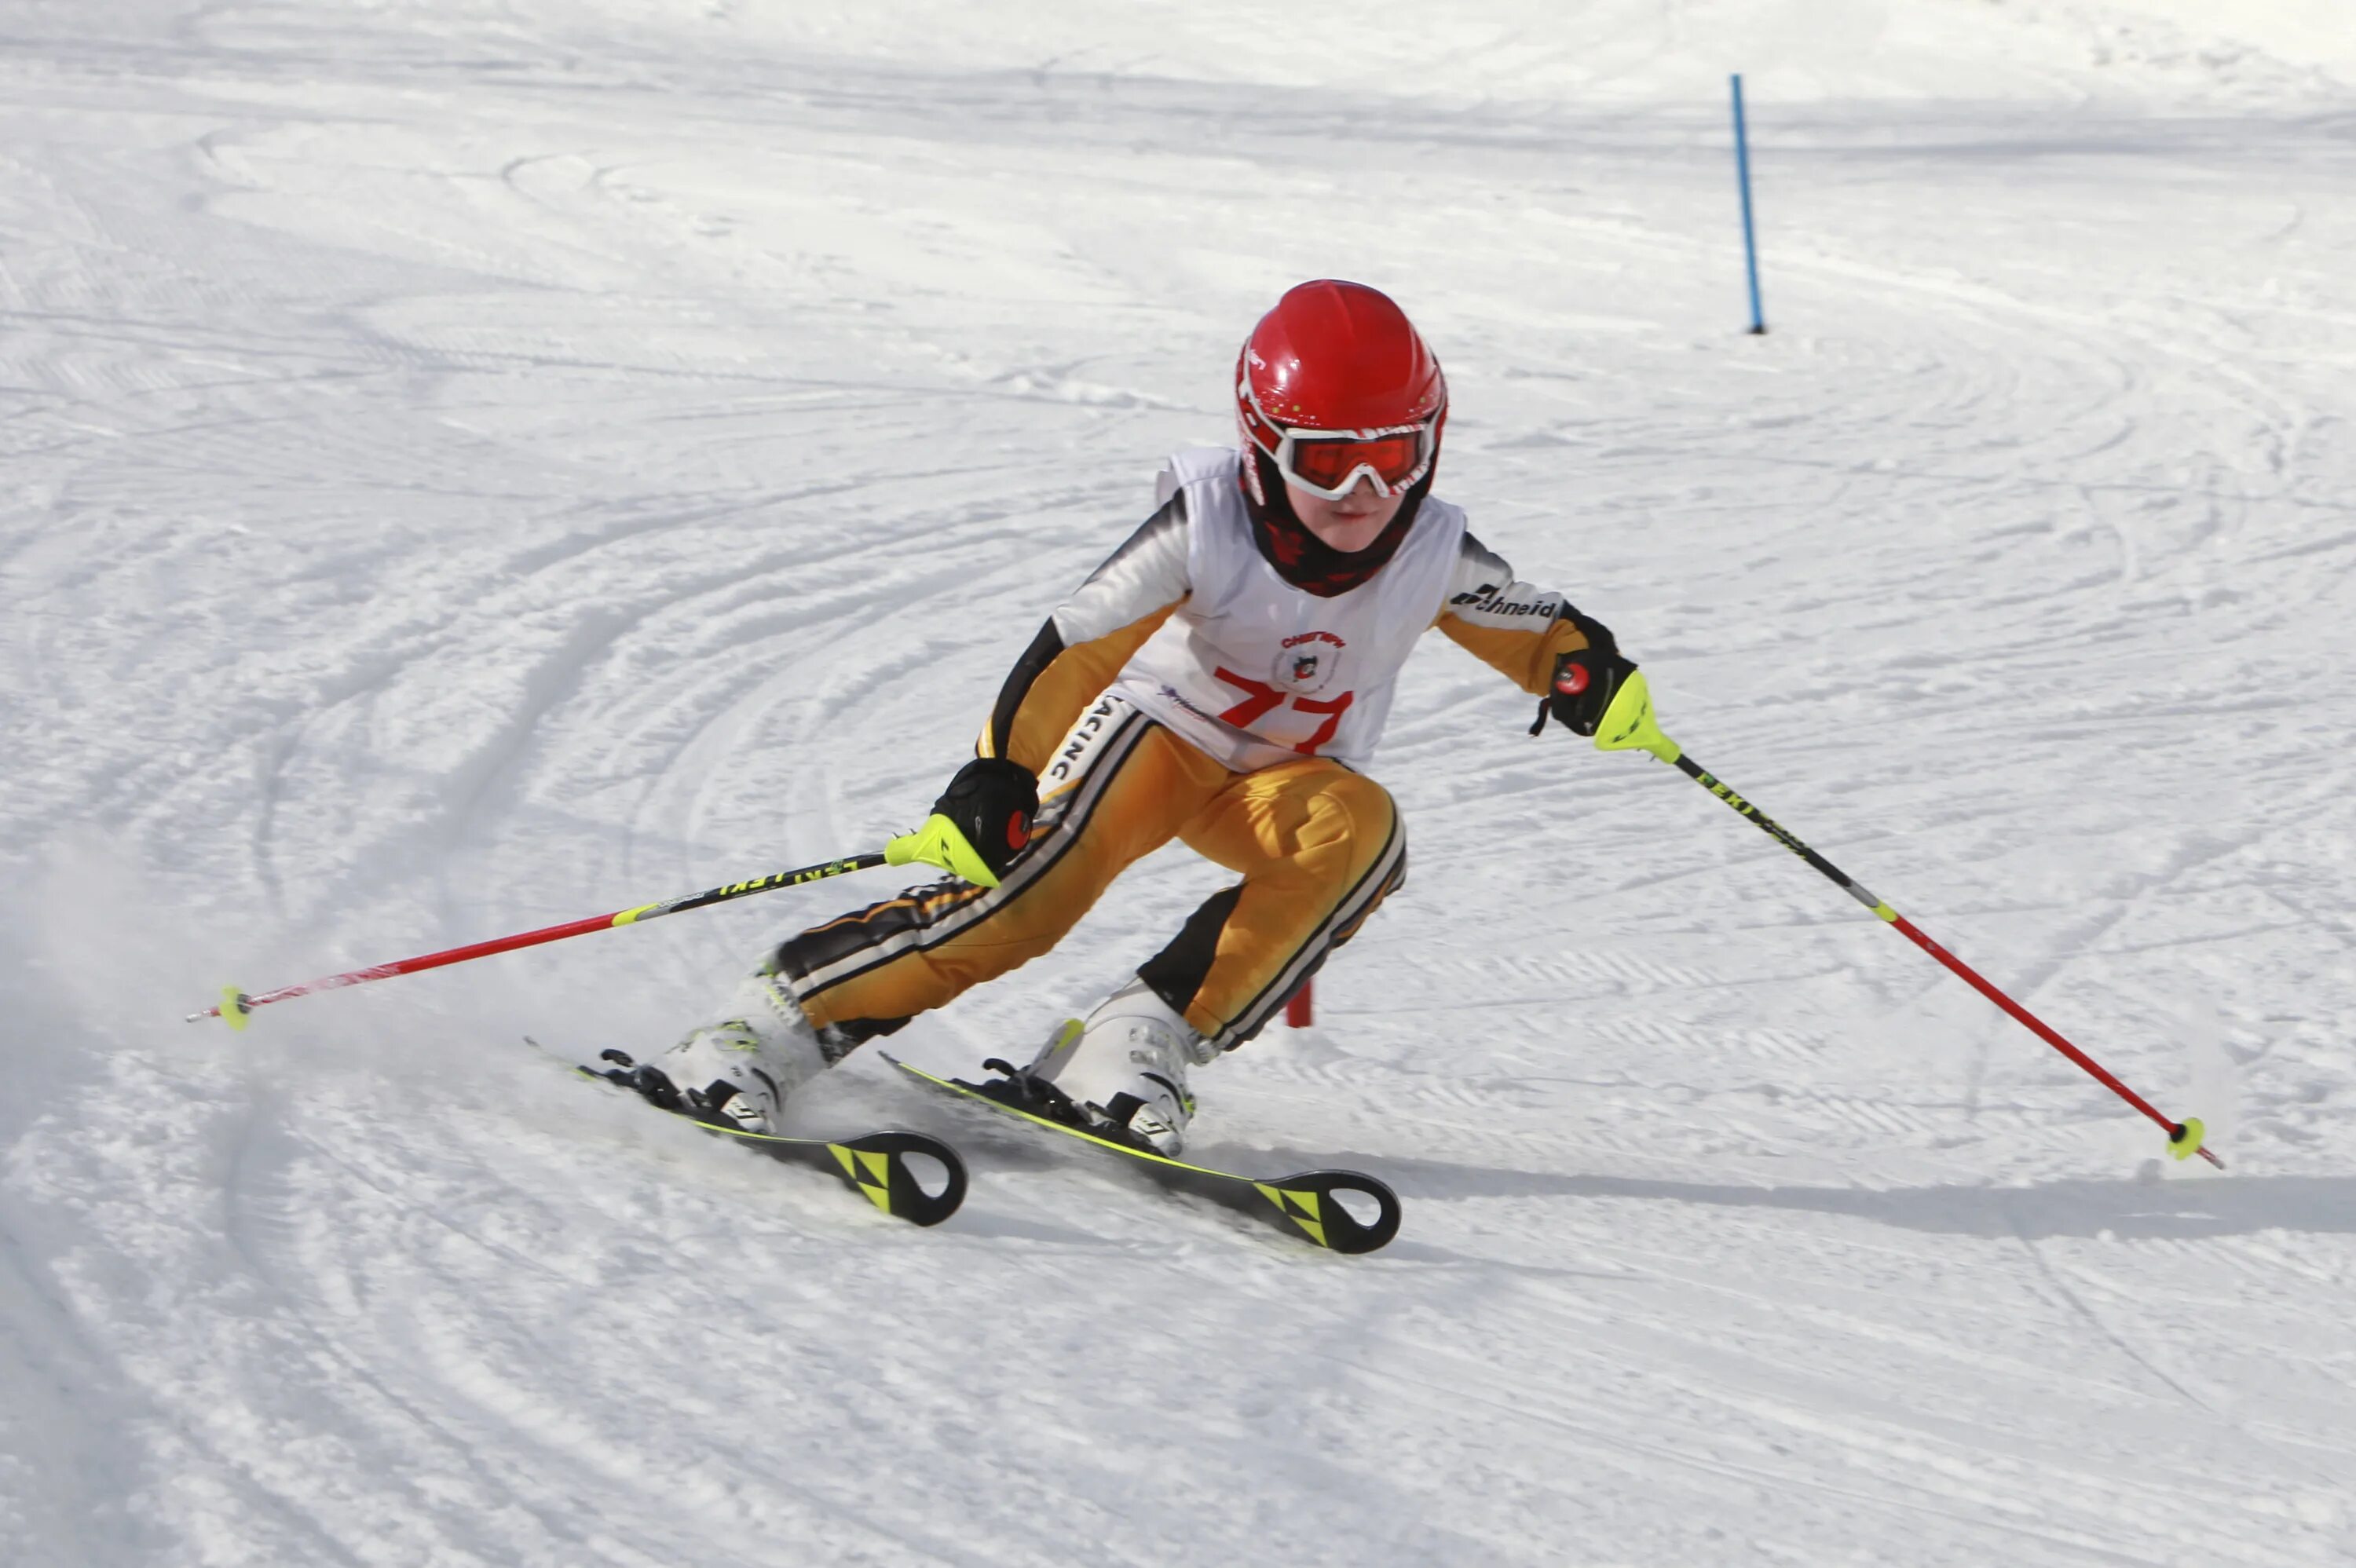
[1275,630,1345,696]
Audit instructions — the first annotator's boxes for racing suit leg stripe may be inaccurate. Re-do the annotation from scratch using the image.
[1169,760,1407,1051]
[1212,810,1405,1051]
[779,703,1154,1003]
[782,704,1238,1032]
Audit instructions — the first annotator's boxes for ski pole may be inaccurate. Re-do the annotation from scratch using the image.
[1590,672,2222,1168]
[187,850,892,1029]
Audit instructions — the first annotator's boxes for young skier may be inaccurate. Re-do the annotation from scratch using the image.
[625,280,1635,1155]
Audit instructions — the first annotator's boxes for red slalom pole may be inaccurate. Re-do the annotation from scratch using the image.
[1592,674,2221,1168]
[187,852,887,1029]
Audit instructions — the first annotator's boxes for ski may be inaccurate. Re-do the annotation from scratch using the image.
[884,1053,1400,1254]
[544,1043,968,1227]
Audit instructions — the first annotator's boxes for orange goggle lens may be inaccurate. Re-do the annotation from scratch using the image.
[1283,428,1429,493]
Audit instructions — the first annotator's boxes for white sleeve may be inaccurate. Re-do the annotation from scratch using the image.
[1052,491,1192,643]
[1440,532,1567,632]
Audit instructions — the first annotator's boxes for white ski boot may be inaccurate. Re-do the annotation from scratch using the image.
[635,969,832,1135]
[1026,977,1217,1156]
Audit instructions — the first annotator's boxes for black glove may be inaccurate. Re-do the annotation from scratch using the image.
[1529,639,1639,738]
[928,756,1040,883]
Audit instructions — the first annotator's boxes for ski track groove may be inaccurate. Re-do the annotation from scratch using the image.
[210,1100,606,1566]
[1421,1254,2323,1566]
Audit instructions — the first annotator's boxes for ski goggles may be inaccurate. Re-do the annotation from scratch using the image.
[1245,397,1439,500]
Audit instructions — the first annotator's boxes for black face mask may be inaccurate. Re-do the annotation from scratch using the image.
[1240,451,1436,598]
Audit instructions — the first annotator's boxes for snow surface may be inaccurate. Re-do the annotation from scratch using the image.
[5,2,2355,1563]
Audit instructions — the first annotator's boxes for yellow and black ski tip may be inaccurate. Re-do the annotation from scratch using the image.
[649,1097,968,1227]
[1244,1169,1401,1255]
[885,1053,1400,1254]
[803,1128,968,1228]
[559,1046,967,1226]
[642,1092,967,1227]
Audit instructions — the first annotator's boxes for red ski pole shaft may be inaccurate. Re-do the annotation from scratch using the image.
[1589,673,2221,1168]
[188,852,887,1029]
[1666,752,2222,1168]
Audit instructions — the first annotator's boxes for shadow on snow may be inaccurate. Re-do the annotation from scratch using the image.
[1298,1152,2356,1244]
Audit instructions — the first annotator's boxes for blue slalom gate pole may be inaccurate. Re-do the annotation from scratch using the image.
[1731,73,1767,334]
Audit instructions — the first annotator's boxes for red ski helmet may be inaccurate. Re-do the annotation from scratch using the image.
[1235,280,1447,506]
